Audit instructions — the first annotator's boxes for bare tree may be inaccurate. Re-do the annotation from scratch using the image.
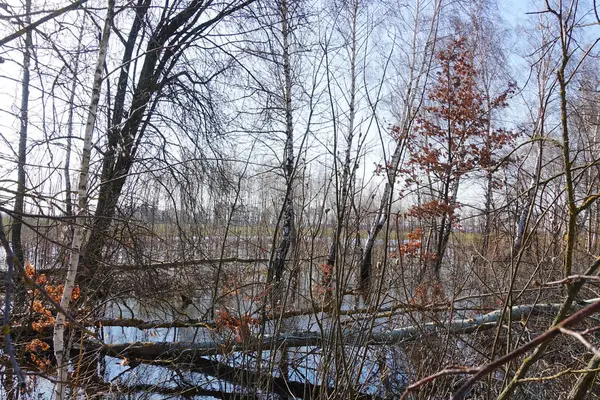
[360,0,442,290]
[52,1,113,397]
[10,0,32,271]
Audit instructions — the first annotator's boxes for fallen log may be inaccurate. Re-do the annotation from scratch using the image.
[95,317,217,330]
[76,300,589,400]
[95,299,600,359]
[11,298,597,344]
[107,255,330,271]
[98,332,323,358]
[11,300,595,399]
[111,257,270,271]
[91,297,599,334]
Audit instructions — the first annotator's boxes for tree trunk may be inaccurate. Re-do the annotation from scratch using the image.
[80,0,253,287]
[62,19,87,220]
[567,354,600,400]
[433,180,459,276]
[359,0,441,291]
[324,0,359,298]
[52,2,114,397]
[359,147,400,290]
[498,9,587,397]
[11,0,32,272]
[270,0,295,285]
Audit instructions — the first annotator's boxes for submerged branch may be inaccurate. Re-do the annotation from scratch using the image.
[90,299,600,358]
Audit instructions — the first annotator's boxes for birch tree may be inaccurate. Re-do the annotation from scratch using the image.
[321,0,367,299]
[268,0,298,286]
[52,1,113,397]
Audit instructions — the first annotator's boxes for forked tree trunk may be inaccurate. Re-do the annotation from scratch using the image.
[81,0,253,288]
[432,180,459,276]
[80,0,151,284]
[359,145,402,290]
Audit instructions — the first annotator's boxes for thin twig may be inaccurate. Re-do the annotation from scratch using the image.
[0,0,89,47]
[399,297,600,399]
[544,275,600,286]
[559,327,600,357]
[399,367,479,399]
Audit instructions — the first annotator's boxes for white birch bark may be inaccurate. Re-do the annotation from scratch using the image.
[271,0,295,284]
[63,17,86,219]
[53,2,114,398]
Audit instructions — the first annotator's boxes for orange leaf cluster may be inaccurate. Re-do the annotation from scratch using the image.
[315,263,335,297]
[399,239,421,257]
[25,339,51,370]
[24,261,81,369]
[216,309,259,343]
[406,200,458,220]
[409,280,448,307]
[406,36,516,214]
[407,227,423,241]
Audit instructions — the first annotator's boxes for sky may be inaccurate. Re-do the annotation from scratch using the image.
[0,0,599,217]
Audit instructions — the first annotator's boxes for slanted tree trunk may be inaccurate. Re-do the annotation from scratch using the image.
[52,2,114,398]
[81,0,255,289]
[80,0,153,284]
[360,144,402,291]
[512,74,548,259]
[359,0,441,291]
